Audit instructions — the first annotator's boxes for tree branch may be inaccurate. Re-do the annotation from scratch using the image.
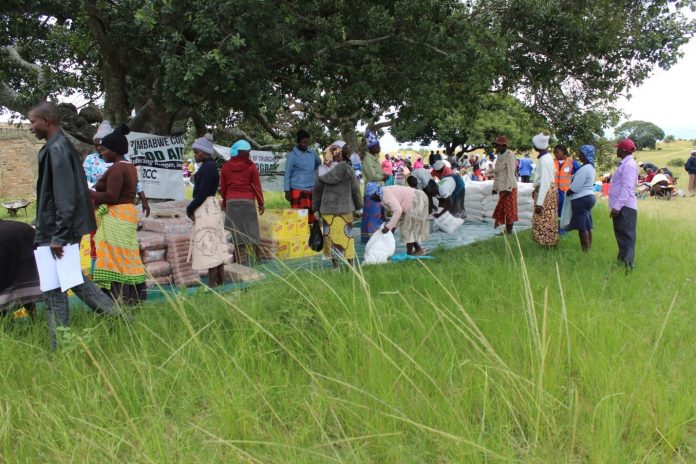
[0,82,30,115]
[1,45,46,82]
[401,37,450,57]
[252,112,283,139]
[369,120,394,130]
[221,126,284,151]
[317,35,392,55]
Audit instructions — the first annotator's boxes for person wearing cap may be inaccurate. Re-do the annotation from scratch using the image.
[90,124,147,305]
[186,136,227,288]
[220,139,265,266]
[29,102,126,349]
[491,135,518,235]
[531,130,559,247]
[361,128,390,242]
[685,150,696,196]
[284,130,321,225]
[84,121,150,273]
[609,139,639,269]
[565,145,597,252]
[431,159,466,218]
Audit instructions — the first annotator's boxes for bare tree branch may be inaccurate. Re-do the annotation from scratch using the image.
[401,37,450,57]
[1,45,46,82]
[369,120,394,130]
[252,112,283,139]
[221,126,284,151]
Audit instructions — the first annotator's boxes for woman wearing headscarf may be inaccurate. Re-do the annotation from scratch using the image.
[531,131,559,247]
[566,145,597,251]
[186,136,227,287]
[430,159,465,218]
[312,148,363,268]
[84,120,150,274]
[360,128,390,242]
[90,125,147,304]
[318,144,342,176]
[220,140,265,266]
[368,180,430,256]
[491,135,518,235]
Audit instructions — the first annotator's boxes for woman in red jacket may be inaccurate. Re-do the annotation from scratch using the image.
[220,140,265,265]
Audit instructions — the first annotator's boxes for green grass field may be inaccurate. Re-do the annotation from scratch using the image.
[2,196,696,462]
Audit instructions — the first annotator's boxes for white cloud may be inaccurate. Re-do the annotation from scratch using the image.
[615,39,696,139]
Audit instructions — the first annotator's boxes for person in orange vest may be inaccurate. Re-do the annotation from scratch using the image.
[553,145,581,221]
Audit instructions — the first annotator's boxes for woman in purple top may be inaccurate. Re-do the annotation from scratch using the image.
[609,139,639,269]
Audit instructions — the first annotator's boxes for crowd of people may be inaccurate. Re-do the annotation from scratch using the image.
[2,100,692,349]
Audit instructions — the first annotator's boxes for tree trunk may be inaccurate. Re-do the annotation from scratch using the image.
[339,121,359,154]
[102,62,131,126]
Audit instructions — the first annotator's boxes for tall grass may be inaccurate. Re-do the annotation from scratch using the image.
[2,198,696,462]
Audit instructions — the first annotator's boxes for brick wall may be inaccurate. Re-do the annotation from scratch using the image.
[0,128,43,199]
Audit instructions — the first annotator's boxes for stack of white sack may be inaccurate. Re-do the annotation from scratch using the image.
[516,183,535,226]
[463,181,487,221]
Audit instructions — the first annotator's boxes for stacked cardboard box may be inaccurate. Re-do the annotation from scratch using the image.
[258,209,319,260]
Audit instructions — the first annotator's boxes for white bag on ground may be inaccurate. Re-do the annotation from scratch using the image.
[434,211,464,233]
[363,230,396,265]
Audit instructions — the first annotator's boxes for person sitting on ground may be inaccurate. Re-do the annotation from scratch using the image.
[313,149,363,269]
[221,140,265,266]
[91,125,147,305]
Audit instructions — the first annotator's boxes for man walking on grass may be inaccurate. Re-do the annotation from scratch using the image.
[685,150,696,197]
[609,139,639,270]
[28,101,128,349]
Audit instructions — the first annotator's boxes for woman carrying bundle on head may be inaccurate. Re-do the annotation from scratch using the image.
[90,125,147,304]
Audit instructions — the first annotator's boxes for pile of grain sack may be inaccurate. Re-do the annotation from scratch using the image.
[464,181,534,227]
[136,200,263,287]
[136,202,316,287]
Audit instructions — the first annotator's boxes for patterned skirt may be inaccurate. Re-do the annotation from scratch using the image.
[399,190,430,244]
[493,189,518,227]
[532,185,559,246]
[361,194,385,243]
[322,213,356,260]
[94,204,146,304]
[290,189,315,225]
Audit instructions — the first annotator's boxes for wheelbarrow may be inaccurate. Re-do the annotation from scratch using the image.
[2,199,32,217]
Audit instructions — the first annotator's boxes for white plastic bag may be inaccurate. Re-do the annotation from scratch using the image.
[560,194,572,229]
[433,211,464,234]
[363,230,396,265]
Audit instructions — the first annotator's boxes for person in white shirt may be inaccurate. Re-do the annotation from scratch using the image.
[531,131,559,246]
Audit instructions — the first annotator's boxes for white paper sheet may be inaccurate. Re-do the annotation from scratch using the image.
[33,243,84,292]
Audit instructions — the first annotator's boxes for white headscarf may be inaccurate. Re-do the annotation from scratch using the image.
[532,132,550,150]
[94,120,114,142]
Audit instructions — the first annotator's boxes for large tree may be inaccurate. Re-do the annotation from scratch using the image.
[615,120,666,150]
[1,0,693,151]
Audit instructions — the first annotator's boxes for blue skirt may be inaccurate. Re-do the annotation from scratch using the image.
[566,194,596,231]
[361,194,385,243]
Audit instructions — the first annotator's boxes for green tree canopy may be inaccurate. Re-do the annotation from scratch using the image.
[1,0,693,151]
[615,120,666,150]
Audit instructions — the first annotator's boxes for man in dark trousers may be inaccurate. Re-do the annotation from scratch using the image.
[609,139,639,270]
[28,101,127,349]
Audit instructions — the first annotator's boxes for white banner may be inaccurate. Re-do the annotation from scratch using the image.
[213,144,287,192]
[128,132,185,200]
